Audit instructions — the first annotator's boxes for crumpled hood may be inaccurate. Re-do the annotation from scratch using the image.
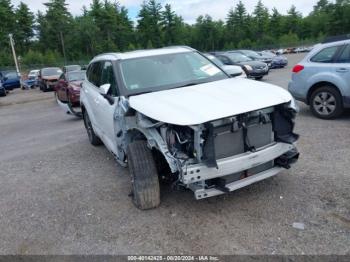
[129,78,293,126]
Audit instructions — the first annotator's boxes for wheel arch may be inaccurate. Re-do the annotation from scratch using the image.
[306,81,341,105]
[124,127,179,174]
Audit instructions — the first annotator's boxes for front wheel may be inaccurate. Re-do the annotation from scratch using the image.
[127,141,160,210]
[83,111,102,146]
[310,86,343,119]
[255,76,263,80]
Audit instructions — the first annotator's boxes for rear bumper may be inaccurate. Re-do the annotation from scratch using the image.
[288,81,307,103]
[182,142,296,185]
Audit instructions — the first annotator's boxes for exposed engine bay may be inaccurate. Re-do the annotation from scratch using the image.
[122,101,299,199]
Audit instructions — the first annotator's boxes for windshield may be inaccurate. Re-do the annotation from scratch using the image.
[205,54,224,67]
[65,65,81,72]
[261,51,275,58]
[227,53,252,63]
[67,71,85,82]
[241,50,260,58]
[120,52,227,94]
[28,70,39,77]
[42,68,62,76]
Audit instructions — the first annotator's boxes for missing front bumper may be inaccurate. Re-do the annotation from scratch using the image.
[182,142,295,184]
[190,166,285,199]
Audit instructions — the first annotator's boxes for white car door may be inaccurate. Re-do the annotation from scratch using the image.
[92,61,119,156]
[82,62,103,135]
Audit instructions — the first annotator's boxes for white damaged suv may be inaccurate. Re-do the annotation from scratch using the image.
[81,46,299,210]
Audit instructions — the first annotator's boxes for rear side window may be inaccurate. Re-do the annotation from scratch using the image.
[87,62,102,87]
[310,46,339,63]
[336,45,350,63]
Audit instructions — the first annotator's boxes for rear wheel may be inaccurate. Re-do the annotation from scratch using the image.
[310,86,343,119]
[83,111,102,146]
[127,141,160,210]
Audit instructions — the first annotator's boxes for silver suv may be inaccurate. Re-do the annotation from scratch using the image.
[288,39,350,119]
[81,47,299,210]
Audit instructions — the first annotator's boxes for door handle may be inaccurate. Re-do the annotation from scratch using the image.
[336,68,349,73]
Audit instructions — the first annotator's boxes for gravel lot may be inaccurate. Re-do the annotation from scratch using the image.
[0,53,349,255]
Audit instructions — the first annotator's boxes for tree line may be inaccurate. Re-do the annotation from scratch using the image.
[0,0,350,67]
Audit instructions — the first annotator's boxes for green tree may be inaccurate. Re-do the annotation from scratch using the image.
[137,0,163,48]
[0,0,15,48]
[226,1,249,45]
[252,0,270,39]
[192,15,223,51]
[161,4,185,45]
[37,0,73,57]
[269,8,282,38]
[14,2,34,53]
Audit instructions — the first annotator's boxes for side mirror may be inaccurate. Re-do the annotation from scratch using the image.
[99,83,114,105]
[100,83,111,95]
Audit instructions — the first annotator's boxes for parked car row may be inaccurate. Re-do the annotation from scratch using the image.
[275,46,313,55]
[289,37,350,119]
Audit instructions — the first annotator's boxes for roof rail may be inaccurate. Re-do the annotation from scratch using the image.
[163,45,195,51]
[322,34,350,44]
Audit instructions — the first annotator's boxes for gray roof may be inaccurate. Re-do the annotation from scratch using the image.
[90,46,194,63]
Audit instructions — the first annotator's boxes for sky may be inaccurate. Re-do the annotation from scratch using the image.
[12,0,321,24]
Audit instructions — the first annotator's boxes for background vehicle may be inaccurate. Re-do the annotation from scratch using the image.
[214,52,268,80]
[203,53,246,78]
[0,71,21,91]
[55,70,85,106]
[63,65,81,73]
[81,47,299,210]
[22,69,40,89]
[229,50,272,67]
[289,39,350,119]
[0,82,6,96]
[259,51,288,68]
[39,67,63,92]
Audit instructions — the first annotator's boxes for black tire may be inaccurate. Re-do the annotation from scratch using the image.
[310,86,343,119]
[83,110,102,146]
[127,141,160,210]
[255,76,263,80]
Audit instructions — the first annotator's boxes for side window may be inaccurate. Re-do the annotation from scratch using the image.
[87,62,102,87]
[218,56,230,65]
[100,61,118,96]
[336,45,350,63]
[310,46,339,63]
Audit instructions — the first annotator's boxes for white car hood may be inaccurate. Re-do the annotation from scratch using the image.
[129,78,292,126]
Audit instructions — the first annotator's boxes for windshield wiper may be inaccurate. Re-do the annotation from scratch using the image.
[177,82,200,88]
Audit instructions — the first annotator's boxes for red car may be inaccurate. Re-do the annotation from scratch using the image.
[55,70,85,107]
